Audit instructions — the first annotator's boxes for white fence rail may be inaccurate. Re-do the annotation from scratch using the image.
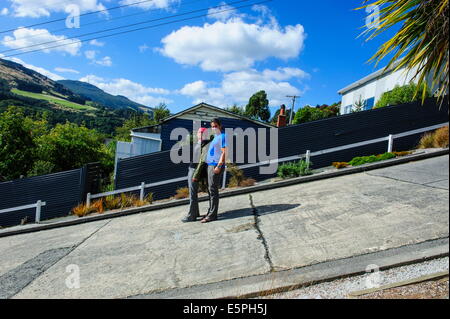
[90,122,449,204]
[0,200,46,224]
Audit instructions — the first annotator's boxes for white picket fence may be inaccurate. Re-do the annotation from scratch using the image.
[0,200,46,224]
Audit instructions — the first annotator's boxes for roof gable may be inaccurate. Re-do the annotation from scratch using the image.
[158,103,275,128]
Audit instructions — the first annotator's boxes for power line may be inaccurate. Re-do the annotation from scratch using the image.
[0,0,164,35]
[0,0,252,55]
[2,0,206,44]
[2,0,273,58]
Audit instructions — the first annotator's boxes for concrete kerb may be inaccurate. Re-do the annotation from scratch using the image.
[0,148,448,238]
[128,237,449,299]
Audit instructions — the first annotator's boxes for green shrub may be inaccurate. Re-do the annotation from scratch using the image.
[277,160,313,179]
[374,83,431,109]
[27,160,55,177]
[348,152,396,166]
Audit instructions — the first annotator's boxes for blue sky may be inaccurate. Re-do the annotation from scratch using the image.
[0,0,398,116]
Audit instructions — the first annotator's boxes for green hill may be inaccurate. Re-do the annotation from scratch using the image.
[58,80,154,115]
[11,88,96,111]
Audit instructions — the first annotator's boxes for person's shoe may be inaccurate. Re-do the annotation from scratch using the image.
[181,216,197,223]
[200,216,217,223]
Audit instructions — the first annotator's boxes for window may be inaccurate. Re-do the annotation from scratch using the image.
[344,105,353,114]
[365,97,375,110]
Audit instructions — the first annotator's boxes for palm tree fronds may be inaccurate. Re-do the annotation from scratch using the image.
[357,0,449,106]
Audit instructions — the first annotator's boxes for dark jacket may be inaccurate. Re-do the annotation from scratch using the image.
[190,139,211,182]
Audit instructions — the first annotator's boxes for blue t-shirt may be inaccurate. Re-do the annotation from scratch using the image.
[206,133,227,166]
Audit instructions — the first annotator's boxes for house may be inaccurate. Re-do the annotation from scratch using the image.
[114,103,275,176]
[338,61,433,115]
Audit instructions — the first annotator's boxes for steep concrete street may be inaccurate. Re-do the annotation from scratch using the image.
[0,155,448,299]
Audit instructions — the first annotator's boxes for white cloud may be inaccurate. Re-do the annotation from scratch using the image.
[95,56,112,66]
[79,75,173,106]
[208,2,241,22]
[9,0,107,18]
[179,67,309,107]
[119,0,179,10]
[54,67,79,74]
[1,8,9,15]
[139,44,150,53]
[2,27,81,55]
[79,74,104,83]
[84,50,97,60]
[89,39,105,47]
[160,18,306,72]
[0,53,65,81]
[84,50,112,66]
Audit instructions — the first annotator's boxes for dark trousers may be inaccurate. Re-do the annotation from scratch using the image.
[206,165,224,219]
[187,167,199,219]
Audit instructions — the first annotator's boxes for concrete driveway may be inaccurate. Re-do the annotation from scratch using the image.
[0,155,448,299]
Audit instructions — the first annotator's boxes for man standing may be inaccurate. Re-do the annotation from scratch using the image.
[201,118,227,223]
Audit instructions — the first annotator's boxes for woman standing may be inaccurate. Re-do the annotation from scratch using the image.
[181,127,211,223]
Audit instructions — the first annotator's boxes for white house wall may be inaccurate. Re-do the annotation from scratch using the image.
[340,65,422,114]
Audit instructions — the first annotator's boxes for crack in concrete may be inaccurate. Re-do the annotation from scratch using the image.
[0,247,74,299]
[2,219,113,299]
[248,194,274,272]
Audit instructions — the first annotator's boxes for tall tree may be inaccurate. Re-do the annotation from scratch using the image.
[225,104,246,116]
[153,103,171,123]
[245,91,271,122]
[115,113,154,141]
[357,0,449,105]
[36,122,109,172]
[0,106,36,180]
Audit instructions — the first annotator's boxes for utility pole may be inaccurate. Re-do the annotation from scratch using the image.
[286,95,300,125]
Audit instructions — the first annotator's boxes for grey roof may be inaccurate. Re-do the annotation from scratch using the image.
[338,60,404,95]
[132,102,275,132]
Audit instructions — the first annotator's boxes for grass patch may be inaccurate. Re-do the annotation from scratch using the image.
[11,89,96,111]
[333,151,413,169]
[348,152,396,166]
[174,187,190,199]
[418,126,449,149]
[71,192,153,217]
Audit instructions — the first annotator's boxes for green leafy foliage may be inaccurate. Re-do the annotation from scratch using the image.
[115,113,155,141]
[374,83,432,109]
[0,106,36,180]
[0,105,116,181]
[245,90,271,122]
[277,160,313,179]
[357,0,448,105]
[225,104,246,116]
[293,106,326,124]
[292,103,340,125]
[35,122,110,172]
[0,91,135,136]
[27,160,56,177]
[348,152,396,166]
[152,103,171,123]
